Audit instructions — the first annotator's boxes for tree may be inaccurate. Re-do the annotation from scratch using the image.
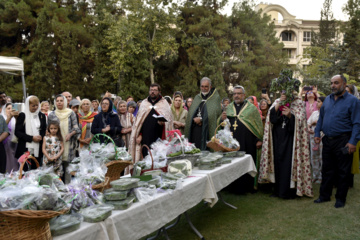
[311,0,337,49]
[223,1,287,96]
[175,0,228,97]
[104,0,179,87]
[342,0,360,80]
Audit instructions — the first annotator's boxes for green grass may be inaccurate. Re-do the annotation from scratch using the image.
[141,175,360,240]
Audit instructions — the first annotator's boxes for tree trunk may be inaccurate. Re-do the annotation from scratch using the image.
[150,55,154,84]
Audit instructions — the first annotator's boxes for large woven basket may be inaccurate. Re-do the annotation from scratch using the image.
[0,154,68,240]
[92,177,110,192]
[0,208,68,240]
[206,124,240,152]
[104,160,132,188]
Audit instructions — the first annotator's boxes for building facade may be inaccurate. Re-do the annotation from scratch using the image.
[255,3,320,68]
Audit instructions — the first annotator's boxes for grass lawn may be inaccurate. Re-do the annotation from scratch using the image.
[141,175,360,240]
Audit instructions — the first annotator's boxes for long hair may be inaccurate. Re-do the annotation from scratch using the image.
[47,121,63,142]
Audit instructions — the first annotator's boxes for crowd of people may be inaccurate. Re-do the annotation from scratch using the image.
[1,74,359,208]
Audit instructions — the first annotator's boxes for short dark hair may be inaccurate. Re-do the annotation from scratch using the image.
[150,83,161,91]
[340,75,347,83]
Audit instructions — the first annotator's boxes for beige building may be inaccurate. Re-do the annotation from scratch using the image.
[255,3,320,68]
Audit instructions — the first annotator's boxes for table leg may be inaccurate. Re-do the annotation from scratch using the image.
[218,192,237,209]
[184,211,205,240]
[146,215,181,240]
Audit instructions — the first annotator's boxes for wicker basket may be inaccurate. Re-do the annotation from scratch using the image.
[92,177,110,192]
[0,153,68,240]
[104,160,132,188]
[206,124,240,152]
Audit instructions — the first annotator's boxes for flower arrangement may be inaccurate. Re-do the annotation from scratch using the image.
[270,69,301,110]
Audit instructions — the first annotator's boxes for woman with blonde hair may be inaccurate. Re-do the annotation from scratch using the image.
[48,94,81,182]
[15,96,47,170]
[78,98,97,149]
[171,94,188,134]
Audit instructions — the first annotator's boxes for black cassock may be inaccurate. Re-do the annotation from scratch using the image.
[227,103,259,194]
[270,107,296,199]
[140,96,164,157]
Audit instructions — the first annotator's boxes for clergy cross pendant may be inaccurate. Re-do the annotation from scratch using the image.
[197,110,201,118]
[282,121,286,129]
[233,120,238,131]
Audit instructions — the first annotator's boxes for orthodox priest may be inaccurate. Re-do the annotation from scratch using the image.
[220,85,263,193]
[129,83,173,164]
[259,92,313,199]
[184,77,222,150]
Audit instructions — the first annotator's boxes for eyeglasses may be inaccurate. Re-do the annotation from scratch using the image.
[101,102,109,106]
[149,90,159,93]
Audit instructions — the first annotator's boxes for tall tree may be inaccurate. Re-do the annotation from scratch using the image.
[311,0,337,49]
[104,0,179,88]
[342,0,360,80]
[175,0,228,97]
[223,1,287,95]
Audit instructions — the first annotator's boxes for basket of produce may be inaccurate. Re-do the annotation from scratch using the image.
[88,133,132,188]
[131,145,168,176]
[0,153,69,240]
[206,120,240,152]
[92,177,110,192]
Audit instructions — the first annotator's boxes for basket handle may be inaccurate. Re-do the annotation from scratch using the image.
[89,133,118,159]
[19,155,40,179]
[214,123,223,138]
[140,144,154,170]
[174,132,185,155]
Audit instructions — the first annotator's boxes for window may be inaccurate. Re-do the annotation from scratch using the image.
[303,32,311,42]
[283,49,296,58]
[281,31,293,41]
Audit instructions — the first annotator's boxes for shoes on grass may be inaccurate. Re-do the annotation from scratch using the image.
[314,197,330,203]
[334,200,345,208]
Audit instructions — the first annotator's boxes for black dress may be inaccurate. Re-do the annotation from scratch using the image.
[270,107,296,199]
[15,112,47,170]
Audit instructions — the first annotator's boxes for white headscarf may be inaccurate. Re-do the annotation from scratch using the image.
[25,96,41,157]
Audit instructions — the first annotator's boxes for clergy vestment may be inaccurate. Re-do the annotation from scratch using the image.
[184,88,221,150]
[220,100,263,193]
[259,97,313,198]
[128,96,173,165]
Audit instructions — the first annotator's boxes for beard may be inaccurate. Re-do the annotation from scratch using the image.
[332,85,345,96]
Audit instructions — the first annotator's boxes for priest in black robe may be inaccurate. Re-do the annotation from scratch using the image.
[220,85,264,194]
[185,77,222,150]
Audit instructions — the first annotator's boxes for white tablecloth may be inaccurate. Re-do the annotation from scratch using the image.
[54,155,256,240]
[54,174,216,240]
[192,154,257,192]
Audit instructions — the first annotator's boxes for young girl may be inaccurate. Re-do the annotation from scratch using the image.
[307,96,325,184]
[42,122,64,177]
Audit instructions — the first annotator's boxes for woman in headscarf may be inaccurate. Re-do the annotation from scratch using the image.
[48,94,81,182]
[171,94,188,134]
[78,98,97,149]
[117,100,133,148]
[247,96,262,117]
[259,99,270,127]
[2,103,18,172]
[91,97,122,145]
[15,96,47,170]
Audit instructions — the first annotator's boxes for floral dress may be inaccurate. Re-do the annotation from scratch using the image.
[43,136,63,177]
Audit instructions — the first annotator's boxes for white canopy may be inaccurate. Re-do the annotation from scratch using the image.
[0,56,24,72]
[0,56,26,100]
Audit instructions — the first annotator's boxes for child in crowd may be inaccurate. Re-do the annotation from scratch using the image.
[307,96,325,184]
[42,121,64,177]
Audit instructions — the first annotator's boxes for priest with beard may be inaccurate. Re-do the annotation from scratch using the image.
[184,77,222,150]
[128,83,173,166]
[220,85,263,193]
